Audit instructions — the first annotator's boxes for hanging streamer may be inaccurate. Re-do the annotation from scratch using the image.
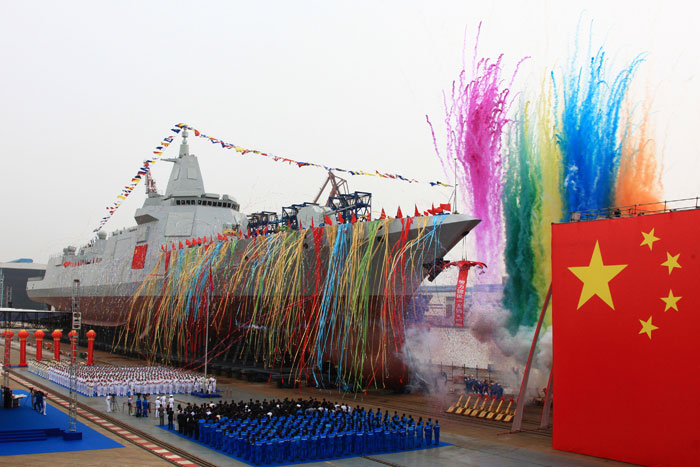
[117,215,449,392]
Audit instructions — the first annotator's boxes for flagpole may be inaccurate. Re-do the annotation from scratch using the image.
[204,266,212,383]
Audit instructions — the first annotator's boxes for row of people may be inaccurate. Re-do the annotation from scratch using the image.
[28,360,216,396]
[166,397,441,464]
[463,376,504,398]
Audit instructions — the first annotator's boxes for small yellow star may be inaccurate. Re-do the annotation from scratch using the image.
[661,252,682,275]
[660,290,682,311]
[640,228,660,251]
[639,316,659,339]
[568,241,628,310]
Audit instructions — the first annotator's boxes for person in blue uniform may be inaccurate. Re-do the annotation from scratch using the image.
[424,419,433,446]
[416,418,424,448]
[399,424,407,450]
[433,420,440,445]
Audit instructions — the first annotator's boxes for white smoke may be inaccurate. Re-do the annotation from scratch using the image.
[399,272,553,402]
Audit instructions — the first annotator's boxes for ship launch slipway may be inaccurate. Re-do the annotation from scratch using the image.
[27,129,480,390]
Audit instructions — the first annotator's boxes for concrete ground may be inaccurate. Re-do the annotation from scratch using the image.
[1,339,633,466]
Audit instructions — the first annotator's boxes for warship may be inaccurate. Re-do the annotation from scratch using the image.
[27,129,480,388]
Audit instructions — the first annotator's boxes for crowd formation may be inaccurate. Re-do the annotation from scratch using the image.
[168,397,441,464]
[463,376,504,398]
[28,361,217,397]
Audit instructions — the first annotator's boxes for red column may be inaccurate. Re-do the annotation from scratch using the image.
[68,330,78,364]
[18,330,29,367]
[51,329,62,361]
[3,330,14,367]
[34,330,45,362]
[86,330,96,365]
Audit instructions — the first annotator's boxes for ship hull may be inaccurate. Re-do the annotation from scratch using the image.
[29,215,479,389]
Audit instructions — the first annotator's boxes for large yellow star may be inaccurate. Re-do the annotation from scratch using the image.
[640,228,660,251]
[661,252,682,275]
[639,316,659,339]
[568,241,628,310]
[660,289,682,311]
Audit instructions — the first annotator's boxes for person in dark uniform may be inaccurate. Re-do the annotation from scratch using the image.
[3,386,12,409]
[177,407,185,433]
[167,406,174,430]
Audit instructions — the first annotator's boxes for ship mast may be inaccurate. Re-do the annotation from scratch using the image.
[179,127,190,157]
[145,171,158,194]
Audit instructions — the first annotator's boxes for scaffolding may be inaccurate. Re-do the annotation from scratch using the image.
[327,191,372,222]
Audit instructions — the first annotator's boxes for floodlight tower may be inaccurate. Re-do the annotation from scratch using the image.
[68,279,81,433]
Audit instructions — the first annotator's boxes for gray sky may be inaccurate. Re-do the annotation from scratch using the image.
[1,0,697,264]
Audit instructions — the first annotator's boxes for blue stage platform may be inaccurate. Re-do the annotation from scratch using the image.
[0,391,124,456]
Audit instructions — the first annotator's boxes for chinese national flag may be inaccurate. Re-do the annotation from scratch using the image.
[131,244,148,270]
[552,209,700,466]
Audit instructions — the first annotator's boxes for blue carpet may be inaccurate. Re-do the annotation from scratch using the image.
[0,391,124,456]
[192,391,222,398]
[157,425,449,466]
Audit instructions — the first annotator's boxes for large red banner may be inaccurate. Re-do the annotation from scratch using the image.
[443,261,485,327]
[453,267,469,327]
[552,209,700,466]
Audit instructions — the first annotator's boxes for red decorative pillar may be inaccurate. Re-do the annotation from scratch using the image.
[3,330,14,367]
[68,330,78,364]
[51,329,62,361]
[86,330,96,366]
[18,330,29,367]
[34,330,45,362]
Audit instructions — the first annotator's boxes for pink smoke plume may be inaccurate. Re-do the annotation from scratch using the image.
[427,23,524,280]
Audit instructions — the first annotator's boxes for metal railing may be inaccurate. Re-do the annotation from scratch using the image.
[568,197,700,223]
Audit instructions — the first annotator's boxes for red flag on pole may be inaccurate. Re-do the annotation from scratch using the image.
[379,209,386,220]
[414,205,420,217]
[324,215,333,225]
[396,207,403,218]
[552,209,700,465]
[338,212,344,224]
[351,212,357,224]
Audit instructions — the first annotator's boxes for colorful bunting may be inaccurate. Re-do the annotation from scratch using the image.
[92,122,453,236]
